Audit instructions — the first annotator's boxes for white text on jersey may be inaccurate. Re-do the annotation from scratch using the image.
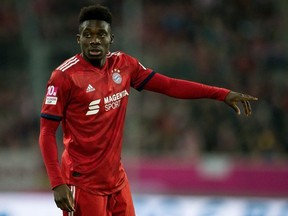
[104,90,129,104]
[86,90,129,115]
[104,90,129,111]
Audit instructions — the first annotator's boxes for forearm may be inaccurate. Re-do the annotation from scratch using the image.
[39,118,65,188]
[144,73,230,101]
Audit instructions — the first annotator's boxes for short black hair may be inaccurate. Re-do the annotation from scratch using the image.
[78,4,112,25]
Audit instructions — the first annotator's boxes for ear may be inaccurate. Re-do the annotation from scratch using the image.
[76,34,80,44]
[110,34,114,44]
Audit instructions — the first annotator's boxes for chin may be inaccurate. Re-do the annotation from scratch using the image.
[89,53,105,59]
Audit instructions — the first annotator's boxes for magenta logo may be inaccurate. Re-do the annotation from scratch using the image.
[46,85,58,96]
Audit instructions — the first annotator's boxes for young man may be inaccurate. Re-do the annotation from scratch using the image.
[39,4,258,216]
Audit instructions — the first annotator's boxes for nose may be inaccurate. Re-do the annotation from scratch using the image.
[90,36,101,45]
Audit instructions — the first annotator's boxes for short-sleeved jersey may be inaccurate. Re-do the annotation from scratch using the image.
[40,52,154,195]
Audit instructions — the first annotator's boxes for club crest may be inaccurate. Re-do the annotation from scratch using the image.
[112,69,122,84]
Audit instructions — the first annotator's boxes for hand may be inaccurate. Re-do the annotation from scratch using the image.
[224,91,258,116]
[53,184,75,212]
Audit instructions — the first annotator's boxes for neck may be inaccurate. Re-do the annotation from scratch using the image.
[81,54,106,68]
[90,59,106,68]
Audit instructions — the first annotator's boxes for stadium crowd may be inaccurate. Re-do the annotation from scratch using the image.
[0,0,287,163]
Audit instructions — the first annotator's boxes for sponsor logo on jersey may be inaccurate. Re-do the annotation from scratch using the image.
[112,69,122,84]
[85,90,129,115]
[86,99,101,115]
[86,84,95,93]
[104,90,129,111]
[104,90,129,104]
[46,85,58,96]
[45,85,58,105]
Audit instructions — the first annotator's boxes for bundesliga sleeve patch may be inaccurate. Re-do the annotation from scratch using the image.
[45,96,58,105]
[45,85,58,105]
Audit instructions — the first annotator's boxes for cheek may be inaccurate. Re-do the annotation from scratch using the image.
[104,39,111,49]
[104,44,111,53]
[79,40,89,48]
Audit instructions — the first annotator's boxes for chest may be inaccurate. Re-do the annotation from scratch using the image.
[72,66,129,97]
[66,65,131,117]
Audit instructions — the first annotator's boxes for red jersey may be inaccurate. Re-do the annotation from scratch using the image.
[40,52,154,195]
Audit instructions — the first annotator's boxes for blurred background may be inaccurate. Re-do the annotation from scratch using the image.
[0,0,288,215]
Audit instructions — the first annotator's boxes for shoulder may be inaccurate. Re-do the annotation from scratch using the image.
[49,55,79,83]
[107,51,137,60]
[107,51,138,64]
[50,55,82,82]
[55,55,81,73]
[107,51,125,58]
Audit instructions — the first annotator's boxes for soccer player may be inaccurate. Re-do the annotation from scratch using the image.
[39,4,258,216]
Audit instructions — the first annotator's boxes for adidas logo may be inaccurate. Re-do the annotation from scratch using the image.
[86,84,95,93]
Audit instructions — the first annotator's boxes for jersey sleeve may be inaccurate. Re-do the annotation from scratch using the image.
[143,72,230,101]
[127,55,155,91]
[39,118,65,188]
[40,70,71,121]
[39,70,71,189]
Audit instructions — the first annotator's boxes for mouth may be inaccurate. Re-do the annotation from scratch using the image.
[89,47,102,56]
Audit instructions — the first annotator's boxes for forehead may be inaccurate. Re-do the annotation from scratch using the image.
[80,20,111,32]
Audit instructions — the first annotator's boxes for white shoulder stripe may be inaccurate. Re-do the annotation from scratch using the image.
[107,51,121,58]
[57,56,79,71]
[60,59,80,71]
[57,56,76,70]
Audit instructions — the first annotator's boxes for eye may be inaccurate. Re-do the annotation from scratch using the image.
[98,32,107,38]
[83,32,91,38]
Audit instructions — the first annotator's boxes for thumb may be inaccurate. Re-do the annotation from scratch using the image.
[68,188,75,210]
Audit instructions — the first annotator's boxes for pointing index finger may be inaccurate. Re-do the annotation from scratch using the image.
[242,94,258,101]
